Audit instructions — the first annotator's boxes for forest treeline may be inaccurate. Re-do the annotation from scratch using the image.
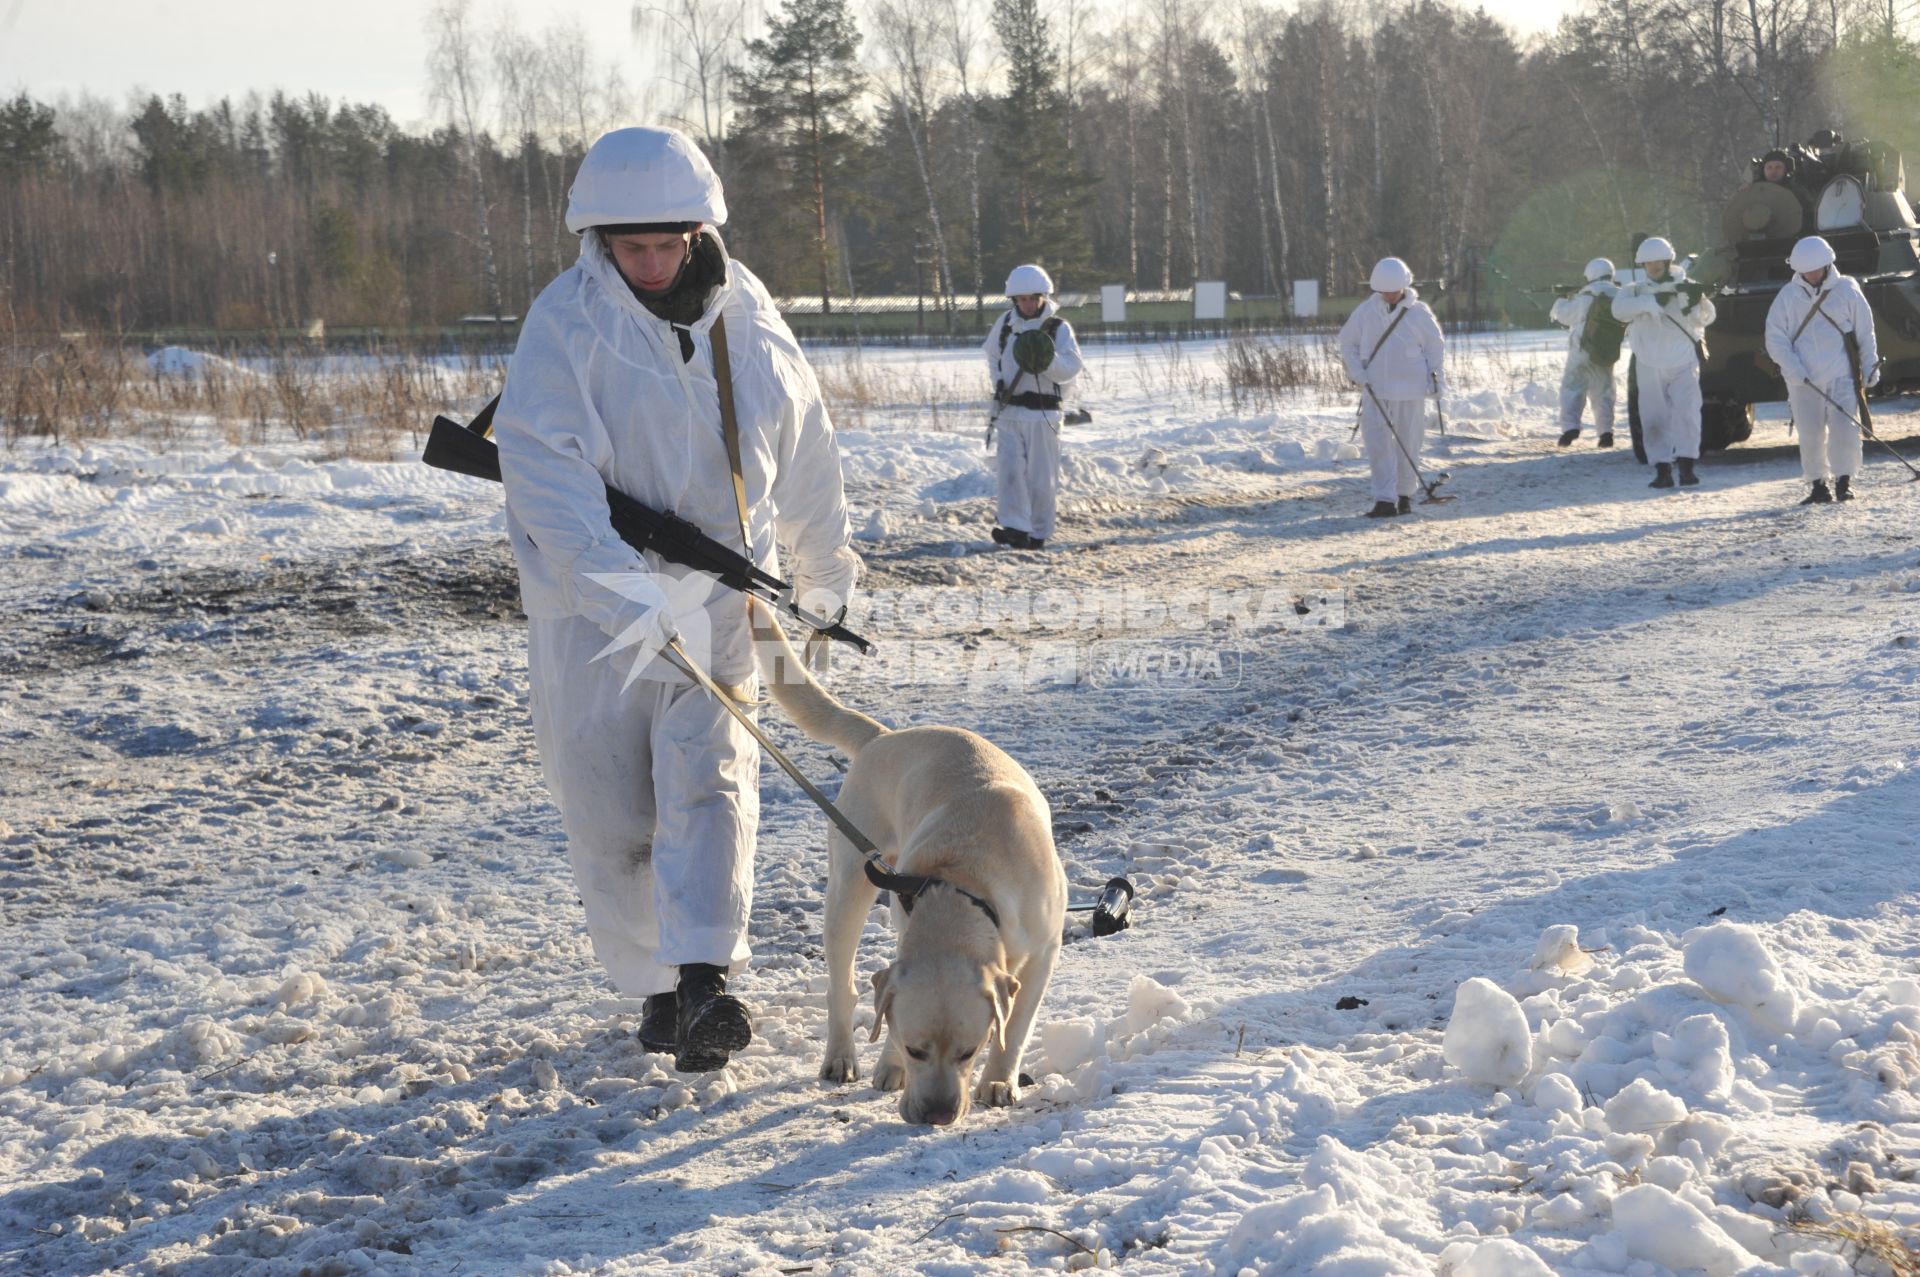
[1,0,1917,332]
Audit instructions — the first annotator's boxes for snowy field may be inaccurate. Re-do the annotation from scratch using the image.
[4,332,1920,1275]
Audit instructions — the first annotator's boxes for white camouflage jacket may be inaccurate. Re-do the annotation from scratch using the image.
[1764,272,1878,388]
[494,233,859,683]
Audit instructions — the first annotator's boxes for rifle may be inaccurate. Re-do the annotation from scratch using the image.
[422,411,877,655]
[1652,278,1718,311]
[1838,328,1920,481]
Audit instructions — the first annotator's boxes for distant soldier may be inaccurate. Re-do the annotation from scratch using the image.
[1764,235,1880,505]
[1612,237,1714,490]
[1743,148,1813,215]
[984,264,1083,550]
[1549,257,1623,448]
[1338,257,1446,517]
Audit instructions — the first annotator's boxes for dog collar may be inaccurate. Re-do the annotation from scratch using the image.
[862,860,1001,930]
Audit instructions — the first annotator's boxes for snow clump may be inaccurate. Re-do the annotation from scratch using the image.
[1443,976,1532,1087]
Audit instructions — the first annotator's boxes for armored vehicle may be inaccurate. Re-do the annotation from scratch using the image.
[1675,136,1920,451]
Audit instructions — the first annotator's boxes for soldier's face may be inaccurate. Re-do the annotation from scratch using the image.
[1763,160,1787,182]
[1013,293,1044,318]
[1646,261,1671,281]
[1378,290,1405,306]
[1801,267,1829,286]
[606,231,692,293]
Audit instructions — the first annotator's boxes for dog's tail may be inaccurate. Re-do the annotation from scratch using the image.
[750,600,888,755]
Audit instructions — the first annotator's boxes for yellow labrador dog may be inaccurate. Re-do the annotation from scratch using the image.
[754,608,1065,1125]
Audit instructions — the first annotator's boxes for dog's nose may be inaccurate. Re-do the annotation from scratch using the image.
[922,1106,957,1126]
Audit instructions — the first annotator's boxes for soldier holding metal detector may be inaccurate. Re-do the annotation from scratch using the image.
[1338,257,1448,517]
[984,264,1084,550]
[1549,258,1623,448]
[1765,235,1880,504]
[1612,237,1715,489]
[488,126,861,1075]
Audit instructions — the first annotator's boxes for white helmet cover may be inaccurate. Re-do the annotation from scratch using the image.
[1584,257,1616,282]
[1787,235,1837,273]
[1369,257,1414,292]
[1005,263,1054,296]
[566,126,727,233]
[1634,236,1676,265]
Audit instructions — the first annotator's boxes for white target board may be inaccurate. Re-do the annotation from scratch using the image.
[1101,284,1127,323]
[1193,280,1228,320]
[1292,279,1320,318]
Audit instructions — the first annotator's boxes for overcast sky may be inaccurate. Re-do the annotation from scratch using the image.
[1,0,1580,134]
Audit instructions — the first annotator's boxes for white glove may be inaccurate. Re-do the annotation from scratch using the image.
[1866,363,1882,389]
[584,570,681,688]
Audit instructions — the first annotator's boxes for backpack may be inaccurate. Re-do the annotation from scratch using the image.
[1578,291,1627,366]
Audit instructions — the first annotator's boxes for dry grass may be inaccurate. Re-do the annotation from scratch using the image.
[1221,333,1350,411]
[809,347,982,434]
[0,334,498,458]
[1790,1212,1920,1275]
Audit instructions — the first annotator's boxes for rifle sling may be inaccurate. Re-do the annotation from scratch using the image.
[711,315,754,558]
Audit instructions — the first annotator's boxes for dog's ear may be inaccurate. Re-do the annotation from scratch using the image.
[988,970,1019,1051]
[869,965,895,1043]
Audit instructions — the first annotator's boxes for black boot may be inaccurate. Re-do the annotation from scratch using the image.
[1799,479,1832,505]
[1649,462,1675,489]
[1397,495,1412,515]
[1023,536,1046,550]
[1365,500,1399,518]
[991,525,1027,547]
[637,992,677,1053]
[674,963,752,1073]
[1835,475,1854,502]
[1676,457,1699,487]
[1558,428,1580,447]
[1597,431,1615,448]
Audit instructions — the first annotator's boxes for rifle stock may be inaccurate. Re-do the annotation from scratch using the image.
[422,414,875,655]
[1842,330,1875,434]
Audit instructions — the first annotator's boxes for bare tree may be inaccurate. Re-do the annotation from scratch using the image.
[494,16,546,311]
[428,0,504,318]
[1099,21,1147,285]
[633,0,751,170]
[872,0,957,316]
[940,0,992,313]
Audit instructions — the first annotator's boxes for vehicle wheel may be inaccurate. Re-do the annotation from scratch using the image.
[1699,399,1755,452]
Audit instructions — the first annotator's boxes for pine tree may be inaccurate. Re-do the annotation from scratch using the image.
[736,0,867,312]
[988,0,1093,286]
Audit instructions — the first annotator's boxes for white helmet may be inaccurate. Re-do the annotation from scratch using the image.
[1787,236,1837,273]
[1584,257,1615,282]
[1005,263,1054,296]
[1634,236,1676,265]
[565,126,726,233]
[1369,257,1413,292]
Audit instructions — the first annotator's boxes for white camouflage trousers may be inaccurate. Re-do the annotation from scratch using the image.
[527,612,760,997]
[1559,353,1617,433]
[1637,361,1703,465]
[995,411,1063,540]
[1359,392,1428,502]
[1788,376,1863,481]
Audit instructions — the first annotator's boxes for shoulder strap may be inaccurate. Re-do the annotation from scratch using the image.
[710,315,753,558]
[1364,304,1410,368]
[1790,288,1831,346]
[997,309,1016,352]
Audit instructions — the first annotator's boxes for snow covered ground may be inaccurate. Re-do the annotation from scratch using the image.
[4,332,1920,1276]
